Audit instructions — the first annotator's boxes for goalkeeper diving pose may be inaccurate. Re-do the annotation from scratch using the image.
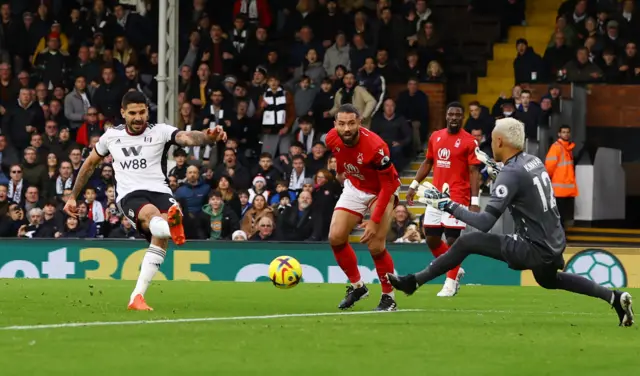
[388,118,634,326]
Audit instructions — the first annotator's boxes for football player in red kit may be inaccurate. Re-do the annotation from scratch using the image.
[406,102,482,297]
[326,104,401,311]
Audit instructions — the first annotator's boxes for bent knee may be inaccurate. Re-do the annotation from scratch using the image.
[329,230,350,246]
[533,270,558,290]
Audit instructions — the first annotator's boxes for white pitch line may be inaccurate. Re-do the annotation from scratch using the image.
[0,307,608,331]
[0,309,425,331]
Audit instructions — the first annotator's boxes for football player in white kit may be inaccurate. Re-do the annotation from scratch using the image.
[64,91,226,311]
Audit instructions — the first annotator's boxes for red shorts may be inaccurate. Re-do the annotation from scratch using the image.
[335,179,399,220]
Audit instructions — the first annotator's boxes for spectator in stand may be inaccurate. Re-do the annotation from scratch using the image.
[22,185,42,213]
[22,147,46,192]
[492,84,522,118]
[233,0,272,29]
[216,175,242,217]
[319,1,347,48]
[276,190,317,241]
[287,155,308,194]
[248,175,270,203]
[375,49,398,82]
[619,42,640,82]
[425,60,445,82]
[602,20,626,56]
[545,125,578,228]
[396,78,429,152]
[2,88,45,153]
[331,64,347,91]
[17,207,44,238]
[6,165,25,205]
[257,74,295,157]
[324,31,351,79]
[516,90,542,141]
[250,215,276,241]
[214,148,252,190]
[290,49,326,89]
[76,201,97,238]
[238,189,251,218]
[202,24,236,77]
[75,108,103,147]
[514,38,545,84]
[84,186,104,235]
[0,203,25,237]
[292,77,317,121]
[169,148,188,184]
[239,27,271,78]
[619,0,640,43]
[61,215,83,238]
[310,78,335,135]
[464,101,494,141]
[358,57,386,116]
[293,116,321,154]
[93,66,125,122]
[199,190,241,240]
[371,98,411,171]
[175,165,211,215]
[387,204,414,242]
[349,33,373,74]
[396,50,423,83]
[328,72,377,127]
[252,153,282,191]
[189,63,216,112]
[0,135,19,177]
[562,46,603,82]
[64,76,92,133]
[598,48,623,83]
[109,217,140,239]
[40,200,63,238]
[416,21,443,66]
[305,141,329,177]
[269,180,295,206]
[33,32,70,90]
[241,194,274,237]
[0,63,18,105]
[544,32,575,79]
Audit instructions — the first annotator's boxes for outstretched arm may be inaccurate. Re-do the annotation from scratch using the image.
[174,127,227,147]
[71,149,103,199]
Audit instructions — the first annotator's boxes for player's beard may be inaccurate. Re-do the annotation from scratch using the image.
[127,120,147,135]
[447,123,461,134]
[339,131,359,146]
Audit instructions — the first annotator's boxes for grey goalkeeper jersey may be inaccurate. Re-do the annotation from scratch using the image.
[451,152,566,257]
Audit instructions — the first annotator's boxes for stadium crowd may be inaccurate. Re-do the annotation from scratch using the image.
[0,0,451,242]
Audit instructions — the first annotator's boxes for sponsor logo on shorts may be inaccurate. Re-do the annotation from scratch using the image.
[564,249,627,288]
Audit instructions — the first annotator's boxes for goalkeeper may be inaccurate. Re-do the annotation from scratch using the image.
[388,118,634,327]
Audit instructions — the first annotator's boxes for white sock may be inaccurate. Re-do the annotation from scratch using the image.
[149,216,171,238]
[352,280,364,288]
[130,245,166,302]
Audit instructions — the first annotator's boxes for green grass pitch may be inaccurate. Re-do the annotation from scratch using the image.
[0,279,638,375]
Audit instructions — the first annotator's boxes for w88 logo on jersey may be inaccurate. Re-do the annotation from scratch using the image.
[120,159,147,170]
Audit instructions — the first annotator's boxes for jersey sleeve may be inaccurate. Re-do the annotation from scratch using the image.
[95,132,110,157]
[370,141,393,170]
[156,123,180,145]
[370,140,400,223]
[485,169,520,217]
[425,134,434,160]
[467,137,481,165]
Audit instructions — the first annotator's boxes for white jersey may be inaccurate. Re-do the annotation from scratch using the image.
[95,123,178,202]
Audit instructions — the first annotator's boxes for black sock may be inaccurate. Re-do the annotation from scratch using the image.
[555,272,614,303]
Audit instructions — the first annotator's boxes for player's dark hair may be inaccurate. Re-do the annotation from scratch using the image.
[559,124,571,132]
[446,102,464,112]
[259,152,273,159]
[121,90,147,109]
[336,103,361,119]
[292,155,305,163]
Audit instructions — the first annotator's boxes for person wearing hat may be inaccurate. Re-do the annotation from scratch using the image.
[248,65,268,105]
[248,174,270,203]
[603,20,625,56]
[231,230,248,241]
[33,31,70,89]
[513,37,544,84]
[32,21,69,65]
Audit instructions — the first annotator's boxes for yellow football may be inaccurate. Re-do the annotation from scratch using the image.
[268,256,303,289]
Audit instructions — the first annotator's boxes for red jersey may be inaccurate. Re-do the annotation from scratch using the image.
[326,127,400,223]
[426,128,480,205]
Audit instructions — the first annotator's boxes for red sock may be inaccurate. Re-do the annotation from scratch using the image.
[430,241,449,257]
[372,249,395,294]
[431,241,461,280]
[332,243,361,284]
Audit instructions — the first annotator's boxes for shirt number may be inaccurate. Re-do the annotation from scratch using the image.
[532,171,557,212]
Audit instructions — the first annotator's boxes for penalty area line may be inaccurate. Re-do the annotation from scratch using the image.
[0,309,426,331]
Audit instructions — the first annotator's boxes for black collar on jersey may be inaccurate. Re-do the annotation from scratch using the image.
[504,151,523,165]
[125,123,148,136]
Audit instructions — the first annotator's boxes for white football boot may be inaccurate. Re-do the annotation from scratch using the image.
[436,268,465,297]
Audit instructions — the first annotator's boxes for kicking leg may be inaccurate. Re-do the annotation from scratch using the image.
[128,204,171,311]
[533,267,634,326]
[366,198,397,311]
[329,208,368,310]
[388,232,505,295]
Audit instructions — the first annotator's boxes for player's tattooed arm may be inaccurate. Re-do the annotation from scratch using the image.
[175,128,226,146]
[70,149,103,199]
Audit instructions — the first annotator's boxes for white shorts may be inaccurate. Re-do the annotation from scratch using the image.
[423,205,466,229]
[335,179,398,220]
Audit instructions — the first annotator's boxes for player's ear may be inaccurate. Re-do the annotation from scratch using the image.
[120,108,126,119]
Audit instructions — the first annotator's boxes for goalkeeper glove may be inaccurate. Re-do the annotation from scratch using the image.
[416,182,453,212]
[475,147,502,180]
